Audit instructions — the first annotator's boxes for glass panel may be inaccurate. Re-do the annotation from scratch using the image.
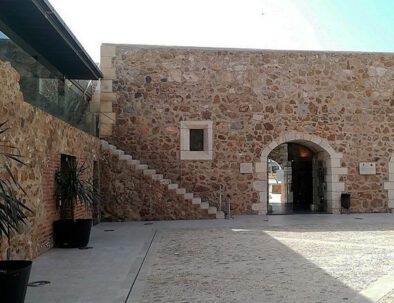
[268,144,291,215]
[0,31,98,136]
[189,129,204,151]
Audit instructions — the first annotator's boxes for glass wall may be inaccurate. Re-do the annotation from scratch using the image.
[0,31,98,136]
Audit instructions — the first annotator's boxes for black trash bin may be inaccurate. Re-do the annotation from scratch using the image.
[341,192,351,210]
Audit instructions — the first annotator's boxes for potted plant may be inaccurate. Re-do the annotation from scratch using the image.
[53,158,98,248]
[0,122,32,303]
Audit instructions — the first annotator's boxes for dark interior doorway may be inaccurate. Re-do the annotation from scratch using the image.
[289,143,314,212]
[268,142,326,215]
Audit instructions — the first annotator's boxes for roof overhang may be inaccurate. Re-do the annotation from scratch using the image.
[0,0,102,80]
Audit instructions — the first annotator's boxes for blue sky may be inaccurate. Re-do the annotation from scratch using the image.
[50,0,394,61]
[299,0,394,52]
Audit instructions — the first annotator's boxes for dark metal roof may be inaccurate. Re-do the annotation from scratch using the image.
[0,0,102,79]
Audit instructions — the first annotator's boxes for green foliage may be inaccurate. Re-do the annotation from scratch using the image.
[0,121,31,242]
[55,160,97,220]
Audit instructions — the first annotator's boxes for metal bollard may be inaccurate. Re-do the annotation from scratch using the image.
[226,194,232,219]
[219,185,223,213]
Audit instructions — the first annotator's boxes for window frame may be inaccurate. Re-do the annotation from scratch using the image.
[180,120,213,160]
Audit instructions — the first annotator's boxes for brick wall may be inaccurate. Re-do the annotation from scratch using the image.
[38,152,59,255]
[38,153,90,255]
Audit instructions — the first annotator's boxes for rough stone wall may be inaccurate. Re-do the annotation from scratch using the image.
[107,44,394,214]
[0,60,100,260]
[99,149,215,220]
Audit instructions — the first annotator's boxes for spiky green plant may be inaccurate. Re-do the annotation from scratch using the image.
[55,160,97,220]
[0,121,31,260]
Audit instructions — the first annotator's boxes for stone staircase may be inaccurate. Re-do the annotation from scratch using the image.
[100,140,225,219]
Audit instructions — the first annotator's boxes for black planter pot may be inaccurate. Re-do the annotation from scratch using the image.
[53,219,73,248]
[53,219,92,248]
[0,260,32,303]
[73,219,93,247]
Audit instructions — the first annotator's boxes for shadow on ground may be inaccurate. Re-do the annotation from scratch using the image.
[130,222,394,303]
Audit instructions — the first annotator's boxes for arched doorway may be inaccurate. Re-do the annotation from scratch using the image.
[252,132,347,215]
[268,143,325,214]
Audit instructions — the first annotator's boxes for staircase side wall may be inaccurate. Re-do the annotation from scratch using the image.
[99,149,214,220]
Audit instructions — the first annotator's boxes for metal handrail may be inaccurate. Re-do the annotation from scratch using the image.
[202,185,232,219]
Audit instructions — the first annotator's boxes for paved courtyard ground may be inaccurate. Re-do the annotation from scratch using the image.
[27,214,394,303]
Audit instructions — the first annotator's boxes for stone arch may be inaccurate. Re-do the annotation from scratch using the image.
[384,156,394,211]
[252,132,347,215]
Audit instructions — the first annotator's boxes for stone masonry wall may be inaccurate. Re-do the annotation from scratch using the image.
[105,44,394,215]
[0,60,100,260]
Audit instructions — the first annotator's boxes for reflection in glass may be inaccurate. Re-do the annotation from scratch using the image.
[0,31,97,136]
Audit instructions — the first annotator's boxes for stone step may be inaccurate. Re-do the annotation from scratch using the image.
[143,169,156,176]
[101,140,110,150]
[160,179,171,185]
[108,144,117,150]
[110,149,120,155]
[168,183,178,190]
[110,149,124,156]
[200,202,209,209]
[128,159,140,166]
[192,197,201,205]
[152,174,163,180]
[216,211,225,219]
[176,188,186,195]
[208,206,217,215]
[119,154,132,161]
[136,164,148,170]
[184,193,193,200]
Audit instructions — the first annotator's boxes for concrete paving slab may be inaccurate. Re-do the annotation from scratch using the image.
[26,223,155,303]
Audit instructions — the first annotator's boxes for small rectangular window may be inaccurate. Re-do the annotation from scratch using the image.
[180,120,213,160]
[189,129,204,151]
